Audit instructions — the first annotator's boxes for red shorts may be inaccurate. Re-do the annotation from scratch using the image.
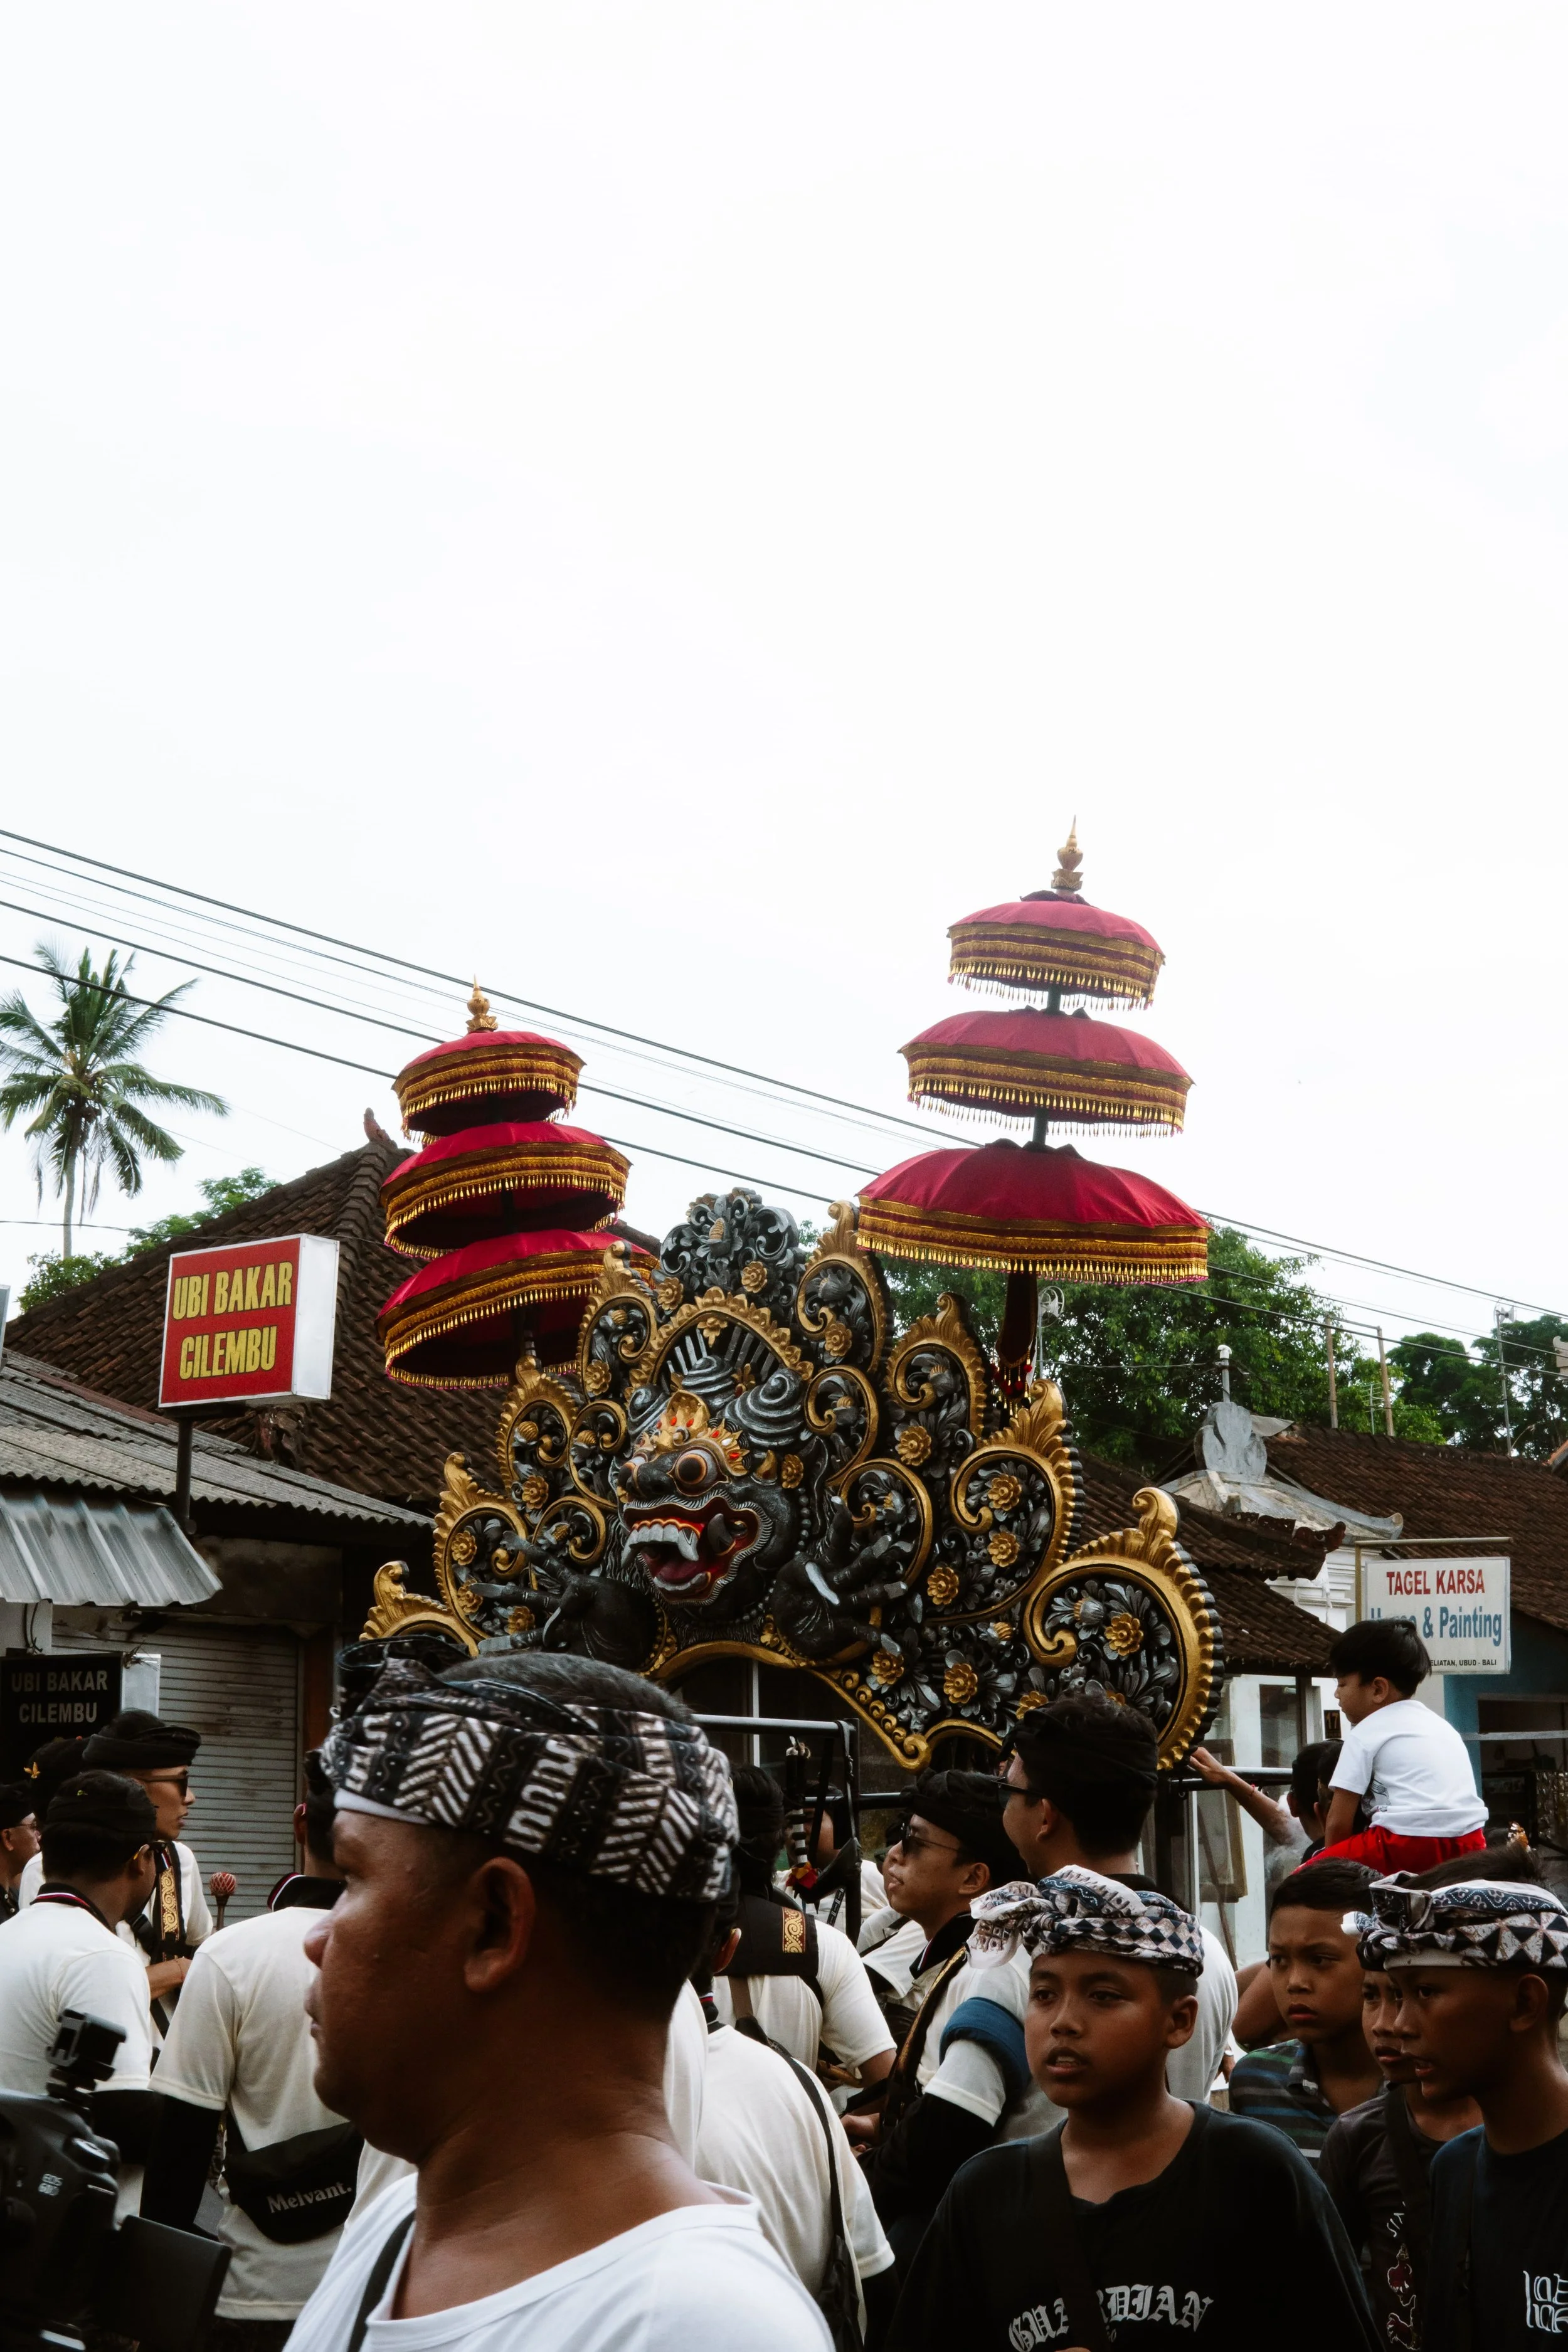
[1313,1825,1486,1875]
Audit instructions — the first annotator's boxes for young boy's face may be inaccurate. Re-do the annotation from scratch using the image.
[1333,1671,1382,1725]
[1025,1948,1197,2106]
[1362,1970,1416,2084]
[1393,1965,1545,2102]
[1268,1902,1365,2044]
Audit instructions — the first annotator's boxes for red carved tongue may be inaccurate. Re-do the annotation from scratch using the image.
[644,1550,711,1590]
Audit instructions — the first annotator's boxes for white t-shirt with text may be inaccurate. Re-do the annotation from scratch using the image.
[289,2176,830,2352]
[152,1900,350,2319]
[709,1916,894,2069]
[1329,1698,1485,1836]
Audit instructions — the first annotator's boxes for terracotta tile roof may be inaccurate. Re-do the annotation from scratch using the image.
[6,1141,496,1511]
[1077,1449,1335,1673]
[1263,1424,1568,1638]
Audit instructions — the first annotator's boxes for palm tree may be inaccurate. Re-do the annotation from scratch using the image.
[0,942,228,1255]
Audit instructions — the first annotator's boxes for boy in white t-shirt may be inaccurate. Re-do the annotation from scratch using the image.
[1319,1618,1486,1874]
[289,1649,828,2352]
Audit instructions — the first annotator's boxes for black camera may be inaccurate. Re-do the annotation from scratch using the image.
[0,2010,230,2352]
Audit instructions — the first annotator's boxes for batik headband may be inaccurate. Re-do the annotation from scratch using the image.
[969,1864,1205,1976]
[1352,1875,1568,1974]
[322,1658,737,1904]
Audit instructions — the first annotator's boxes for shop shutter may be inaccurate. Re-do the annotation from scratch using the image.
[55,1620,300,1923]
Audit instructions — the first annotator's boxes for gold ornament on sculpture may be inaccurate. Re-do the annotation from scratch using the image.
[871,1650,904,1685]
[896,1426,933,1466]
[943,1659,979,1705]
[1104,1611,1145,1656]
[988,1529,1020,1569]
[741,1261,768,1295]
[925,1563,961,1607]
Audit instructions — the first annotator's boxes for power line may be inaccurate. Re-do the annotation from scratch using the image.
[0,827,947,1143]
[3,833,1564,1340]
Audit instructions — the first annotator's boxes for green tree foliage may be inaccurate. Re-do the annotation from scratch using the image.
[16,1251,119,1313]
[16,1167,273,1316]
[127,1166,273,1252]
[0,942,227,1253]
[1392,1316,1568,1460]
[870,1226,1444,1470]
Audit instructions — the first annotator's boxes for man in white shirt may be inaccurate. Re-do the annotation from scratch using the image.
[1318,1616,1487,1875]
[0,1769,159,2214]
[0,1781,40,1920]
[999,1695,1237,2111]
[693,1894,895,2341]
[19,1710,213,2030]
[142,1751,354,2351]
[852,1769,1034,2269]
[711,1766,894,2091]
[289,1649,829,2352]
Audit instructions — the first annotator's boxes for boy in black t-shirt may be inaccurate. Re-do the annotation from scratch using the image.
[1356,1872,1568,2352]
[886,1867,1377,2352]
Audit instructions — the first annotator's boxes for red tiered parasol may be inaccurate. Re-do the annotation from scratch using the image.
[395,989,583,1136]
[901,1008,1190,1133]
[859,828,1206,1396]
[379,986,640,1387]
[379,1230,652,1386]
[857,1142,1207,1281]
[382,1123,629,1258]
[946,825,1164,1007]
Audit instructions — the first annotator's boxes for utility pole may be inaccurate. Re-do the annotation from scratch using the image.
[1377,1327,1394,1438]
[1324,1322,1338,1429]
[1495,1303,1515,1457]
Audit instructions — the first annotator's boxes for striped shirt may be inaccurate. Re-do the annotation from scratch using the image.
[1229,2039,1335,2159]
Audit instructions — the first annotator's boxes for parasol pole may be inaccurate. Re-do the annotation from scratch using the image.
[997,1106,1049,1401]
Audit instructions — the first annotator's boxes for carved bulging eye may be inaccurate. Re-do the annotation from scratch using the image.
[673,1449,712,1492]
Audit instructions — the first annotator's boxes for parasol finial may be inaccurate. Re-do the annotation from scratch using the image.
[1051,820,1083,897]
[465,979,499,1034]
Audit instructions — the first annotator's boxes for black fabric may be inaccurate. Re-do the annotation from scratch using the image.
[224,2119,363,2245]
[886,2104,1380,2352]
[44,1769,157,1846]
[724,1891,822,2002]
[1320,2086,1435,2348]
[269,1876,342,1913]
[1427,2122,1568,2351]
[0,1780,36,1830]
[1036,2125,1113,2352]
[142,2097,223,2232]
[23,1735,89,1808]
[83,1710,201,1771]
[895,1770,1017,1888]
[866,2088,990,2232]
[95,2087,160,2166]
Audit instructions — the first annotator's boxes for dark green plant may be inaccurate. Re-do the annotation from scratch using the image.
[16,1250,119,1313]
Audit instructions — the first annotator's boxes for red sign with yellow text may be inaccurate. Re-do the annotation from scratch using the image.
[159,1234,339,1409]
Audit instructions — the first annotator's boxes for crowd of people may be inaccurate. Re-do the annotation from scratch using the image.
[0,1614,1564,2351]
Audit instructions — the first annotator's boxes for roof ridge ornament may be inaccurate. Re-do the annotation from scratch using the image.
[466,979,499,1033]
[1051,820,1083,898]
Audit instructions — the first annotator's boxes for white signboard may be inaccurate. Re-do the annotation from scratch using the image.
[1361,1555,1511,1675]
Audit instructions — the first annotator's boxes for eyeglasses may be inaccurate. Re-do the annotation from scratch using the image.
[139,1772,190,1797]
[887,1821,965,1863]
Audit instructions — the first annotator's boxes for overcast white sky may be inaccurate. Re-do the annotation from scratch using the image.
[0,5,1564,1377]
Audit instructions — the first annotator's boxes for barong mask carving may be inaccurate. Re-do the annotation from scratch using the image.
[366,1192,1223,1769]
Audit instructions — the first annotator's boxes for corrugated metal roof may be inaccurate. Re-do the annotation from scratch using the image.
[0,1353,426,1532]
[0,1489,220,1606]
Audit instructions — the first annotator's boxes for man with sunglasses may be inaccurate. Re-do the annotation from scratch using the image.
[18,1709,212,2032]
[852,1769,1030,2268]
